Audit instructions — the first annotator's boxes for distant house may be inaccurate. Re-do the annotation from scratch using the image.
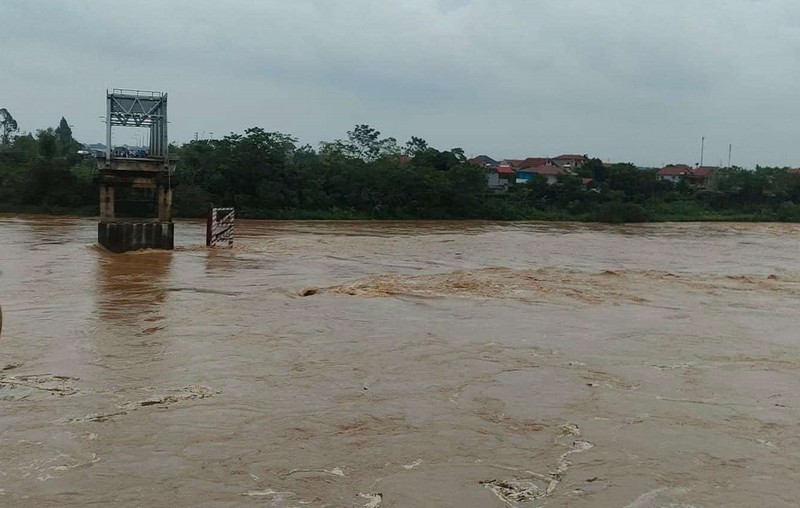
[516,164,569,185]
[487,163,515,190]
[553,154,588,170]
[657,164,693,183]
[469,156,514,190]
[688,166,718,187]
[657,164,717,186]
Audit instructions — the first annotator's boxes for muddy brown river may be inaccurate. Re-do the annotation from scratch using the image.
[2,216,800,507]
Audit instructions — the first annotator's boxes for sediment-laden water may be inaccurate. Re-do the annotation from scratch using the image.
[2,216,800,507]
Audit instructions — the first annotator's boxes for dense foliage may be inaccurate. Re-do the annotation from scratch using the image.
[4,115,800,222]
[171,126,485,219]
[0,118,95,214]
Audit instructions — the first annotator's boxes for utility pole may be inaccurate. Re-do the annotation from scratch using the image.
[700,136,705,167]
[728,144,732,168]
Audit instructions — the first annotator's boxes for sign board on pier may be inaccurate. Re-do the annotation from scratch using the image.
[207,208,234,248]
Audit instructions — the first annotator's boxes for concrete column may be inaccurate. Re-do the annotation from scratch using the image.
[99,185,115,221]
[157,185,172,222]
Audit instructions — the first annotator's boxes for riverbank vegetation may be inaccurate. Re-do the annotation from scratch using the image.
[3,117,800,223]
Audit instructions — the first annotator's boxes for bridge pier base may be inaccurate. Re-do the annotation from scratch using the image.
[98,221,174,254]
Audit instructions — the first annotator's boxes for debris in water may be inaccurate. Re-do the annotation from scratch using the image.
[119,385,217,410]
[0,374,79,400]
[403,459,423,470]
[483,423,594,504]
[560,423,581,436]
[71,411,128,423]
[70,385,217,422]
[241,490,276,497]
[282,467,346,478]
[358,492,383,507]
[240,488,297,503]
[481,478,549,505]
[298,287,319,297]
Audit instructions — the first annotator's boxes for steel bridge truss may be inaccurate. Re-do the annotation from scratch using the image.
[105,88,169,161]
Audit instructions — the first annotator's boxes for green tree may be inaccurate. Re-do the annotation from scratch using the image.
[0,108,18,145]
[581,158,607,182]
[346,124,382,161]
[404,136,429,157]
[55,117,73,146]
[37,128,58,159]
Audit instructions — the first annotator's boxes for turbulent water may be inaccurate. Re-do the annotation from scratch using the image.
[2,216,800,507]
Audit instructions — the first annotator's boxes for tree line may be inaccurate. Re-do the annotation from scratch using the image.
[3,113,800,222]
[0,115,95,214]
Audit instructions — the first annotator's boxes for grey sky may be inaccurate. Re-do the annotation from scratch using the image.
[2,0,800,168]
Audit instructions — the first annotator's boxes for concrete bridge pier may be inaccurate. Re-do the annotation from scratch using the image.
[99,185,115,222]
[157,184,172,222]
[96,88,176,253]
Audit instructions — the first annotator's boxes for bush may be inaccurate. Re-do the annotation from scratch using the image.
[596,202,648,223]
[777,201,800,221]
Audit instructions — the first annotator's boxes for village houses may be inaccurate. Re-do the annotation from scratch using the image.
[470,154,588,189]
[473,152,728,191]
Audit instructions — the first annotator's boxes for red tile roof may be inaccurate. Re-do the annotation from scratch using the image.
[692,166,717,177]
[554,154,586,160]
[657,164,693,176]
[495,164,516,175]
[503,159,525,167]
[518,157,553,169]
[520,164,567,176]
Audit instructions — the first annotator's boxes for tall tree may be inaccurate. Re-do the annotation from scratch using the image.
[346,124,382,161]
[55,117,73,146]
[0,108,18,145]
[404,136,429,157]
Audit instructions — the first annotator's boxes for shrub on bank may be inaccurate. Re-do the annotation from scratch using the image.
[595,202,647,223]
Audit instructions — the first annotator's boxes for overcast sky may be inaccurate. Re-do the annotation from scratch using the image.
[2,0,800,167]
